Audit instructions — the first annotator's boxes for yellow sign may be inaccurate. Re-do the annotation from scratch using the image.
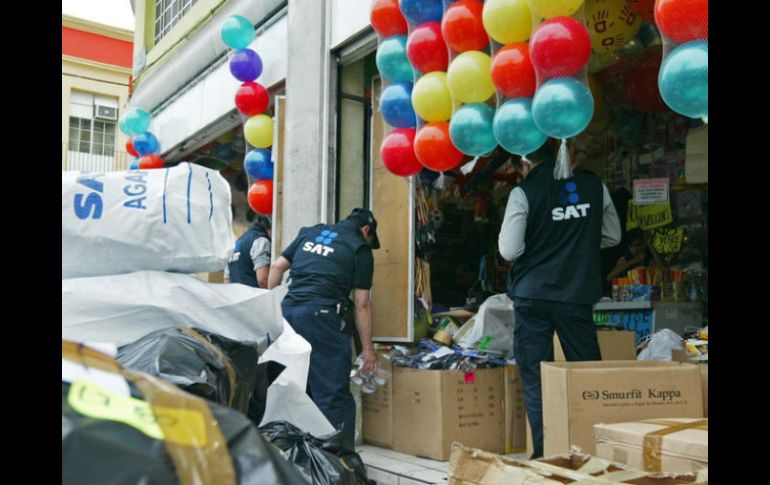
[652,228,684,254]
[627,201,673,230]
[68,379,207,447]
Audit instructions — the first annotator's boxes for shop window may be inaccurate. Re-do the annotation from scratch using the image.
[69,117,116,156]
[154,0,198,44]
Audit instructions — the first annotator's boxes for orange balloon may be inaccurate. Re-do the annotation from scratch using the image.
[370,0,407,37]
[628,0,655,22]
[441,0,488,53]
[138,154,164,169]
[491,43,536,99]
[654,0,708,44]
[414,122,464,172]
[248,180,273,215]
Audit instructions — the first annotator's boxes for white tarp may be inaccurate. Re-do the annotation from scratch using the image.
[62,163,234,279]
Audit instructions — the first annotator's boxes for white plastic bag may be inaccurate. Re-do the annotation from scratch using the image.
[61,271,285,349]
[62,163,234,278]
[637,329,684,361]
[454,293,515,358]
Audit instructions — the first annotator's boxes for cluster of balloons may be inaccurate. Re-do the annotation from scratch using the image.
[221,15,274,215]
[654,0,708,121]
[121,108,164,169]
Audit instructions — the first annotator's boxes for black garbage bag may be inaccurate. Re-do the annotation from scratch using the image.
[116,326,284,425]
[259,421,373,485]
[62,341,307,485]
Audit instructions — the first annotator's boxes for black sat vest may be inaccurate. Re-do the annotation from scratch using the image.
[508,160,604,305]
[228,224,270,287]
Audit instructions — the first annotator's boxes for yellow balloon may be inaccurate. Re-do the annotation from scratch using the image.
[482,0,532,44]
[586,0,641,53]
[244,115,273,148]
[527,0,584,20]
[446,51,495,104]
[412,72,453,122]
[216,131,235,144]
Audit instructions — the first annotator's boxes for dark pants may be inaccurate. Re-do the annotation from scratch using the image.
[512,297,601,459]
[282,301,355,441]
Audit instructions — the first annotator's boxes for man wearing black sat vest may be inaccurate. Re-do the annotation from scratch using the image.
[268,208,379,441]
[226,214,272,287]
[498,143,621,458]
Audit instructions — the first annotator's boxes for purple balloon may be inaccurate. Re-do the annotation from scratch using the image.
[229,49,263,82]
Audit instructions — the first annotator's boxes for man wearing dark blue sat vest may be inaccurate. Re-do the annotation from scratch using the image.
[498,143,621,458]
[226,214,272,288]
[267,208,380,440]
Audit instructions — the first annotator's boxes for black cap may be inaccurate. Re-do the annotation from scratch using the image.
[347,208,380,249]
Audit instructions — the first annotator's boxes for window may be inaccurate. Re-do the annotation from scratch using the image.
[69,117,116,156]
[154,0,199,44]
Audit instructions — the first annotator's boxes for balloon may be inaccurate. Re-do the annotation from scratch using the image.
[586,74,610,135]
[214,143,233,160]
[129,158,139,170]
[138,154,163,169]
[624,48,667,113]
[126,138,138,157]
[376,36,412,83]
[527,0,584,19]
[248,180,273,215]
[414,122,464,171]
[119,116,131,136]
[406,22,448,73]
[235,82,269,116]
[230,49,263,82]
[132,131,160,156]
[217,131,235,144]
[412,72,453,122]
[449,103,497,156]
[398,0,443,25]
[370,0,408,37]
[482,0,532,44]
[441,0,488,53]
[491,43,536,98]
[446,51,495,104]
[381,128,422,177]
[530,17,592,79]
[244,148,274,180]
[586,0,642,54]
[658,41,708,120]
[654,0,707,44]
[628,0,655,23]
[220,15,254,50]
[244,114,274,148]
[493,98,548,156]
[588,51,621,73]
[381,83,416,128]
[532,77,594,139]
[122,108,151,136]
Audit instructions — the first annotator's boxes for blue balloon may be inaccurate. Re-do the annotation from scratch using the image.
[376,36,413,83]
[659,41,708,120]
[449,103,497,156]
[122,108,150,136]
[399,0,443,25]
[214,143,234,160]
[133,132,160,156]
[380,83,416,128]
[230,49,263,82]
[221,15,254,50]
[244,149,274,180]
[493,98,548,156]
[119,116,131,136]
[532,77,594,139]
[129,158,139,170]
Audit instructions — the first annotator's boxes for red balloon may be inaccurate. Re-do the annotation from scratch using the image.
[654,0,707,44]
[138,154,164,169]
[628,0,655,23]
[414,122,463,172]
[126,138,138,157]
[530,17,591,79]
[235,82,269,116]
[407,22,448,73]
[441,0,488,53]
[624,48,667,113]
[248,180,273,215]
[370,0,407,37]
[491,43,536,99]
[380,128,422,177]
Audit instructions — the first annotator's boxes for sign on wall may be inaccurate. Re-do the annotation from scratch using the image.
[633,178,669,205]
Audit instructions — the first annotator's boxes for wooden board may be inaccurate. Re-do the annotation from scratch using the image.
[272,96,286,260]
[370,77,413,341]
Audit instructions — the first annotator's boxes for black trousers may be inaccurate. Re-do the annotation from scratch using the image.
[512,297,601,459]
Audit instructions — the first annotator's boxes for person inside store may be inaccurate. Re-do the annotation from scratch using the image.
[225,213,272,288]
[606,228,664,282]
[267,208,380,441]
[498,142,622,458]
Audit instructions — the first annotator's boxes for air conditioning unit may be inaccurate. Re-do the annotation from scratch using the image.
[94,104,118,121]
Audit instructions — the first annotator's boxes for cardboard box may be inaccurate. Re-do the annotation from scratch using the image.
[447,442,708,484]
[670,352,708,417]
[595,418,708,474]
[362,352,394,448]
[393,367,504,461]
[504,365,526,453]
[542,361,703,456]
[554,330,637,361]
